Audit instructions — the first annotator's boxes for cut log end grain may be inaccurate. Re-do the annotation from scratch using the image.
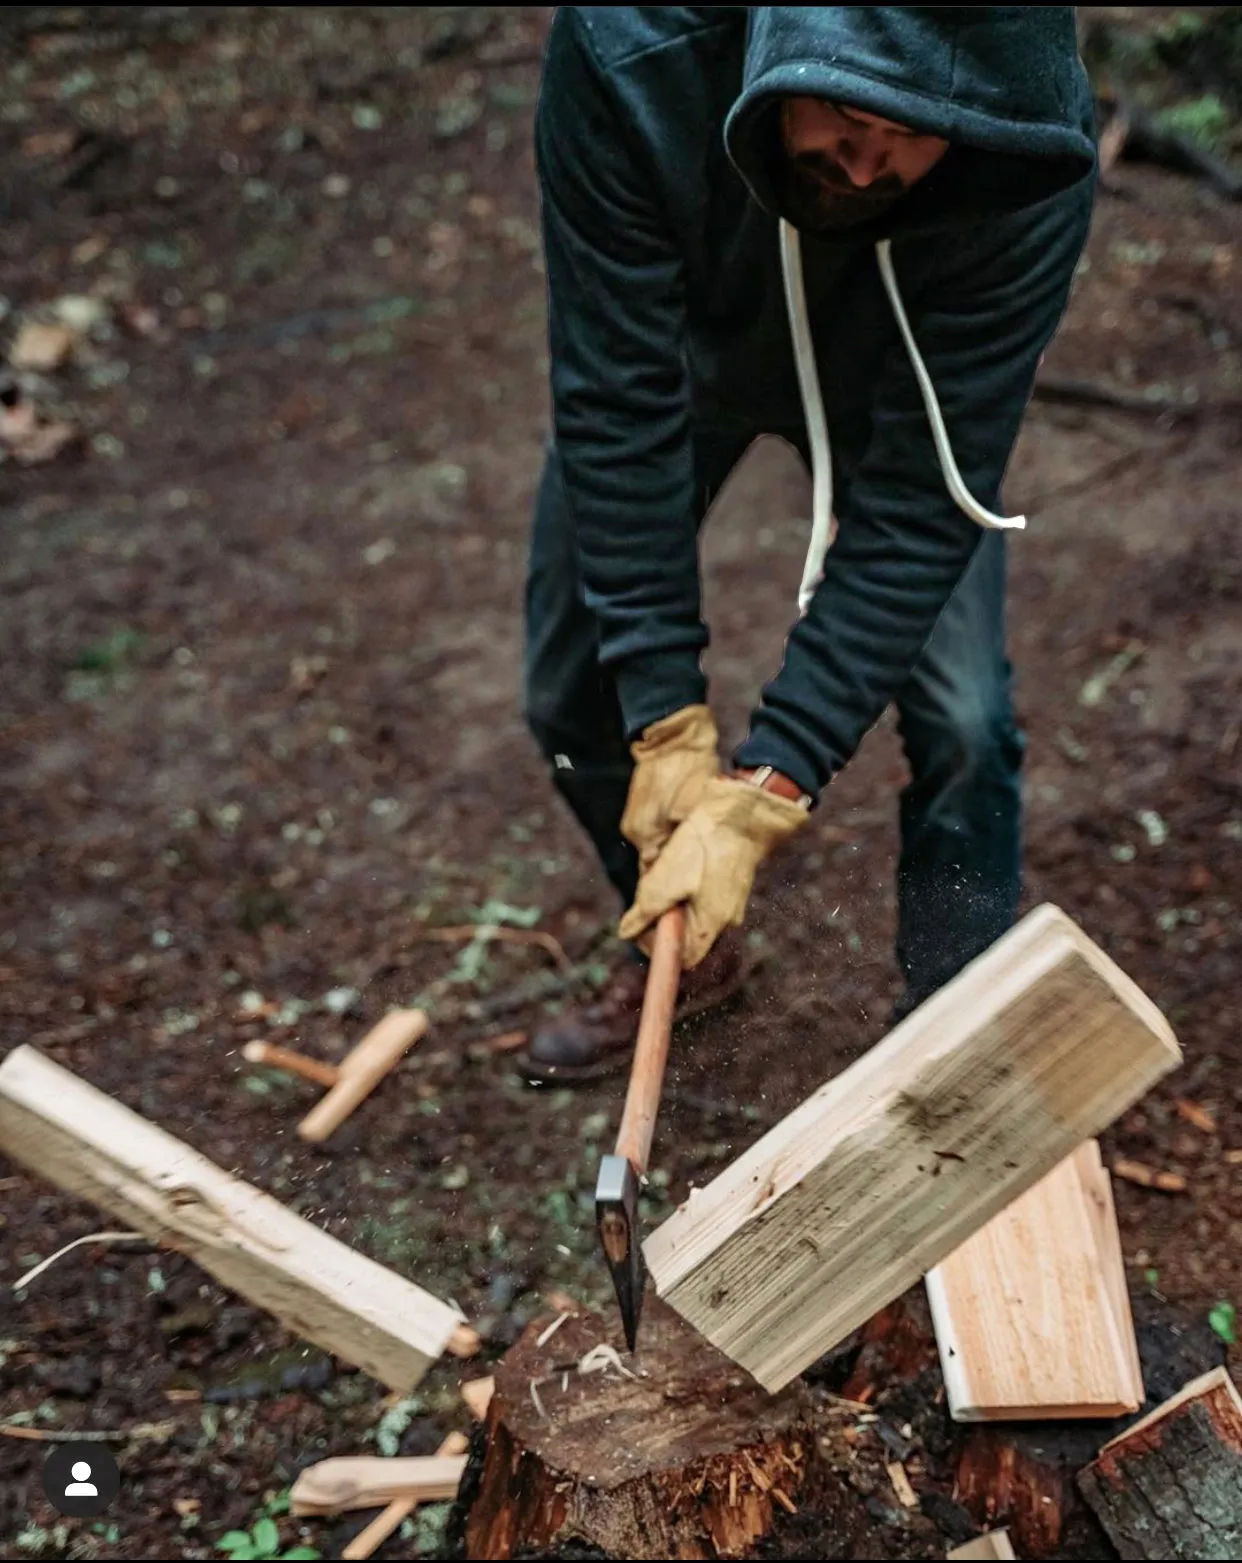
[463,1297,813,1560]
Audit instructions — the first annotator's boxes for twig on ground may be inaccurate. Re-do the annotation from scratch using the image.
[13,1231,146,1291]
[415,923,572,972]
[1,1420,176,1444]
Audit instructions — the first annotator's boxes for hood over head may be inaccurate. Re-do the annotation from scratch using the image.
[725,6,1097,235]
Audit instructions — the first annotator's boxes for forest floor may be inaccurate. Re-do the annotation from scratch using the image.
[0,7,1239,1560]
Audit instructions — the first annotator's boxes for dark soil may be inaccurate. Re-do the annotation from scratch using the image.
[0,8,1239,1561]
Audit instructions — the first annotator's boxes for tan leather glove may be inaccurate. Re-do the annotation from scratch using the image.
[619,776,809,968]
[620,704,721,872]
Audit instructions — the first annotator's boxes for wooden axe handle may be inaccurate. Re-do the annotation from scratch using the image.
[614,905,684,1174]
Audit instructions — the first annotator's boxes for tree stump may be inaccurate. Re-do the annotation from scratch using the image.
[1077,1367,1242,1559]
[463,1297,813,1560]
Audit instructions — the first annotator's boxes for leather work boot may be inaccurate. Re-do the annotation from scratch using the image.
[518,928,755,1085]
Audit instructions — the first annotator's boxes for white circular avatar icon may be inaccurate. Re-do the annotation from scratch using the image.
[65,1459,100,1497]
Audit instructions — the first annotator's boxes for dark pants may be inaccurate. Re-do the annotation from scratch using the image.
[523,433,1024,1015]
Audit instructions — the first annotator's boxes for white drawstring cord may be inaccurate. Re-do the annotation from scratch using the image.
[778,224,1026,618]
[779,219,835,616]
[874,238,1026,533]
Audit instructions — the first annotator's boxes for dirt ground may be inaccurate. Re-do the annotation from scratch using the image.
[0,7,1239,1561]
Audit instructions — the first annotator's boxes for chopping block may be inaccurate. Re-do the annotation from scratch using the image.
[244,1008,427,1141]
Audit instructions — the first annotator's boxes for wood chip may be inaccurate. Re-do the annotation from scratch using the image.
[1113,1158,1188,1193]
[1175,1098,1217,1134]
[886,1459,919,1509]
[1224,1149,1242,1166]
[772,1488,798,1514]
[461,1376,494,1421]
[742,1451,771,1492]
[172,1498,200,1517]
[543,1289,579,1314]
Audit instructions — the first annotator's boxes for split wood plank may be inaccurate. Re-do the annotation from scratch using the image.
[291,1453,467,1516]
[1077,1366,1242,1560]
[0,1045,463,1392]
[644,904,1180,1393]
[948,1531,1018,1561]
[926,1139,1143,1420]
[341,1432,469,1561]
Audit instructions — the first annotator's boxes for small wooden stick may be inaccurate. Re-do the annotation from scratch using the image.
[290,1451,467,1516]
[341,1432,468,1561]
[298,1009,428,1143]
[243,1040,341,1089]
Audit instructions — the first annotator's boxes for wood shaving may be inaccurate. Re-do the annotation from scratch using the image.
[772,1489,798,1514]
[577,1343,638,1380]
[529,1378,547,1419]
[13,1231,144,1291]
[535,1311,570,1348]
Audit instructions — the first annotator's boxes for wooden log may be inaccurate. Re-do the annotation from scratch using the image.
[463,1297,813,1560]
[298,1008,427,1142]
[948,1533,1017,1561]
[0,1045,463,1392]
[291,1453,467,1516]
[1077,1367,1242,1559]
[645,904,1180,1392]
[926,1140,1143,1420]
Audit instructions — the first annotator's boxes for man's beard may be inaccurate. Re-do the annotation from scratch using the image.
[776,158,909,235]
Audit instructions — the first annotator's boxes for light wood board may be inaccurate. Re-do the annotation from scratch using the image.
[926,1140,1143,1420]
[644,904,1180,1393]
[948,1532,1018,1561]
[0,1045,463,1392]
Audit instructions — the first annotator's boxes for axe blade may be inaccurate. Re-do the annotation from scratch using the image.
[595,1151,646,1352]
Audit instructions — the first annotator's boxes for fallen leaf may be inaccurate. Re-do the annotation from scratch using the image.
[73,234,110,266]
[0,401,78,465]
[1098,111,1131,177]
[51,294,109,334]
[1113,1157,1187,1194]
[10,320,76,372]
[1175,1098,1217,1135]
[22,128,76,159]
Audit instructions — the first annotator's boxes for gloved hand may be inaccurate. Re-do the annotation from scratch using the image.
[619,776,809,968]
[620,704,721,872]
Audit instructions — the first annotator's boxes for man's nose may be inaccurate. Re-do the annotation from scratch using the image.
[835,137,888,189]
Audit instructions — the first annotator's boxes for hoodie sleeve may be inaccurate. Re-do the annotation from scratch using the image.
[534,13,708,739]
[734,188,1093,797]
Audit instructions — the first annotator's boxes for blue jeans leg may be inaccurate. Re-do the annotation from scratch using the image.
[892,532,1025,1016]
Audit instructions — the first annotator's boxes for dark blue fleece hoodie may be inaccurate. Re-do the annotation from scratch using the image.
[535,7,1097,796]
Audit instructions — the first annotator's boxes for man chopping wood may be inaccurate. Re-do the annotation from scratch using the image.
[519,7,1097,1082]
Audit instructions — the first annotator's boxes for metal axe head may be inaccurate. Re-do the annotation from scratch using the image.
[595,1152,645,1353]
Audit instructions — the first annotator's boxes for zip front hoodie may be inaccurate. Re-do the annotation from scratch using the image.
[535,7,1097,797]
